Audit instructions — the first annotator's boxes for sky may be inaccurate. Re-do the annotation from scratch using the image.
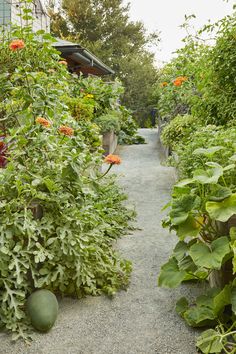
[125,0,235,65]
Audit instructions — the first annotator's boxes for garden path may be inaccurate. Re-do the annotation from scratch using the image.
[1,128,199,354]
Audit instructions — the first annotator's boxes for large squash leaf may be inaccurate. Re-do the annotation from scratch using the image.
[176,215,202,239]
[170,195,201,225]
[158,257,187,288]
[193,146,224,157]
[193,165,223,185]
[208,185,232,202]
[189,237,230,269]
[184,306,216,327]
[196,329,224,353]
[206,193,236,222]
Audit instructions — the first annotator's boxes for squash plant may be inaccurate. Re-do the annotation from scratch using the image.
[159,148,236,352]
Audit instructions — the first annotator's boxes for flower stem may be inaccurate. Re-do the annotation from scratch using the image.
[98,164,113,179]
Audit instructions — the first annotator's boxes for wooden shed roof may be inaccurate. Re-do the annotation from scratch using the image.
[53,38,114,76]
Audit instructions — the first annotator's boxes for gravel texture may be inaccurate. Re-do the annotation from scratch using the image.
[0,129,200,354]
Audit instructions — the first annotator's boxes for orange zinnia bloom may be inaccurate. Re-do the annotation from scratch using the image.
[173,76,188,87]
[58,60,67,65]
[9,39,25,51]
[160,82,168,87]
[173,79,182,87]
[59,126,74,136]
[36,117,51,128]
[104,154,121,165]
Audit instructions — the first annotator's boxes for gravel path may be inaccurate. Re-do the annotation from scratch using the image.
[1,129,199,354]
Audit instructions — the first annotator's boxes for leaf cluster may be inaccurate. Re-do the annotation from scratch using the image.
[0,21,135,339]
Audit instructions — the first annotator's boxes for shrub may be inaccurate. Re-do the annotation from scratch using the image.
[157,12,236,352]
[174,125,236,182]
[94,111,121,134]
[0,19,134,339]
[118,106,145,145]
[64,96,94,121]
[160,114,198,149]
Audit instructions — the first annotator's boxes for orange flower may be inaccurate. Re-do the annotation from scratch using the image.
[36,117,51,128]
[173,79,182,87]
[160,82,168,87]
[104,154,121,165]
[59,126,74,136]
[9,39,25,51]
[59,60,67,65]
[173,76,188,87]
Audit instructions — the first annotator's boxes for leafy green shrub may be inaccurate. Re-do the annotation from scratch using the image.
[157,13,236,352]
[64,96,94,121]
[160,114,198,149]
[118,106,145,145]
[94,111,121,134]
[68,76,145,144]
[191,14,236,125]
[0,18,134,339]
[159,153,236,352]
[174,125,236,182]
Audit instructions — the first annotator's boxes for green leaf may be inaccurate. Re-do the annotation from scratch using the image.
[170,195,201,225]
[31,178,41,186]
[196,329,224,353]
[193,146,224,157]
[208,185,232,202]
[213,285,231,315]
[193,165,223,184]
[189,237,230,269]
[232,240,236,273]
[175,297,189,316]
[176,215,201,239]
[231,287,236,314]
[206,193,236,222]
[158,257,187,288]
[175,178,195,187]
[230,227,236,241]
[223,164,235,171]
[184,306,216,327]
[173,241,188,261]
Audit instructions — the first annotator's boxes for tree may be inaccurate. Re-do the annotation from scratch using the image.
[48,0,159,125]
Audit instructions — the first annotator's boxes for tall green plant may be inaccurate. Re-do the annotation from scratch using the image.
[0,14,134,339]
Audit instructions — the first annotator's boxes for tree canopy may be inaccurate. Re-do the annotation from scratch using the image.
[48,0,159,126]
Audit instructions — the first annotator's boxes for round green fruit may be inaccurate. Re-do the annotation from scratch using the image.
[27,289,58,332]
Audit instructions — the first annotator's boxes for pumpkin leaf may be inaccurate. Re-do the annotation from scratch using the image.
[206,193,236,222]
[184,306,216,327]
[193,165,223,185]
[158,257,187,288]
[193,146,224,157]
[170,195,201,225]
[196,329,224,353]
[175,297,189,316]
[189,237,230,269]
[175,178,195,187]
[176,215,202,239]
[208,185,232,202]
